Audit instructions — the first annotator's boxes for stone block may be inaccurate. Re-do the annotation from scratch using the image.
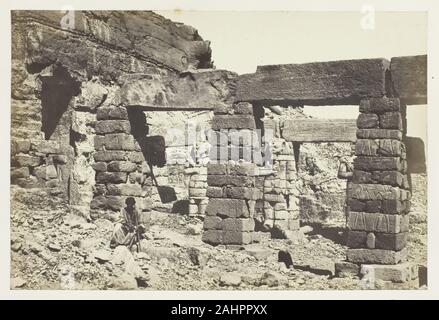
[208,130,229,146]
[380,112,402,130]
[202,230,223,244]
[228,163,256,176]
[381,199,407,214]
[354,156,402,171]
[104,133,135,151]
[263,193,286,202]
[353,170,405,187]
[14,154,41,167]
[106,184,143,196]
[203,216,222,230]
[348,183,401,200]
[347,211,409,233]
[207,163,228,175]
[348,198,366,212]
[107,161,137,172]
[30,140,60,154]
[208,146,227,163]
[225,187,260,200]
[222,218,255,232]
[377,139,404,156]
[335,261,360,277]
[11,167,30,180]
[206,186,223,198]
[233,102,253,115]
[360,262,416,283]
[189,188,207,197]
[222,231,253,245]
[94,151,127,162]
[236,58,389,105]
[189,180,206,188]
[206,198,250,218]
[207,175,255,187]
[206,174,229,187]
[371,171,404,187]
[375,232,407,251]
[96,172,127,184]
[188,204,199,215]
[275,210,289,220]
[365,200,381,213]
[211,115,256,130]
[346,248,407,264]
[347,230,367,248]
[96,106,129,120]
[90,195,107,209]
[92,162,107,172]
[126,152,145,163]
[355,139,403,157]
[282,119,357,142]
[95,120,131,134]
[359,97,401,113]
[274,202,288,211]
[11,140,31,155]
[355,140,379,156]
[357,113,379,129]
[356,129,402,140]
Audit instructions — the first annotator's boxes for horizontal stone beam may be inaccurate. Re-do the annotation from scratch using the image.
[390,55,427,105]
[236,58,389,105]
[120,70,237,110]
[281,119,357,142]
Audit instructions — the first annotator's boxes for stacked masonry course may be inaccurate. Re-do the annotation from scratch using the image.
[347,98,411,263]
[91,106,153,218]
[203,102,262,245]
[261,118,300,236]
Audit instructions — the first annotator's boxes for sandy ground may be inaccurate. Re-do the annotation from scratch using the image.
[10,174,427,291]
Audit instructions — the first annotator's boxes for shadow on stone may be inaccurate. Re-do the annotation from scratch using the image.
[172,199,189,214]
[157,186,177,203]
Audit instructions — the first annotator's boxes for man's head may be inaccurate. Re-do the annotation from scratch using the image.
[125,197,136,208]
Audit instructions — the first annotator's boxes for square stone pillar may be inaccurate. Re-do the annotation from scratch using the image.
[90,106,152,219]
[202,102,262,246]
[338,97,418,287]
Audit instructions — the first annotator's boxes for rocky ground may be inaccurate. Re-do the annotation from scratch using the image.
[10,174,427,291]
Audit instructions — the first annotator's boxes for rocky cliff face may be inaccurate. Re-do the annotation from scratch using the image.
[10,11,235,218]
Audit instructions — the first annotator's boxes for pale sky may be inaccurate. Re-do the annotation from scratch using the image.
[157,11,427,141]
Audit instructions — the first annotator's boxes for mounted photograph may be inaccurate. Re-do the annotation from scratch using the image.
[10,10,427,290]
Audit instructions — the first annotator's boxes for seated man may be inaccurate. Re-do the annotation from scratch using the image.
[110,197,145,249]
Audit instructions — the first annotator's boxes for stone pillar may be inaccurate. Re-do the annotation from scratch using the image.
[188,166,208,216]
[338,97,417,287]
[90,106,152,220]
[202,102,261,246]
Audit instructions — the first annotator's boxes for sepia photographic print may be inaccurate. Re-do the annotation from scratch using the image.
[6,2,432,296]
